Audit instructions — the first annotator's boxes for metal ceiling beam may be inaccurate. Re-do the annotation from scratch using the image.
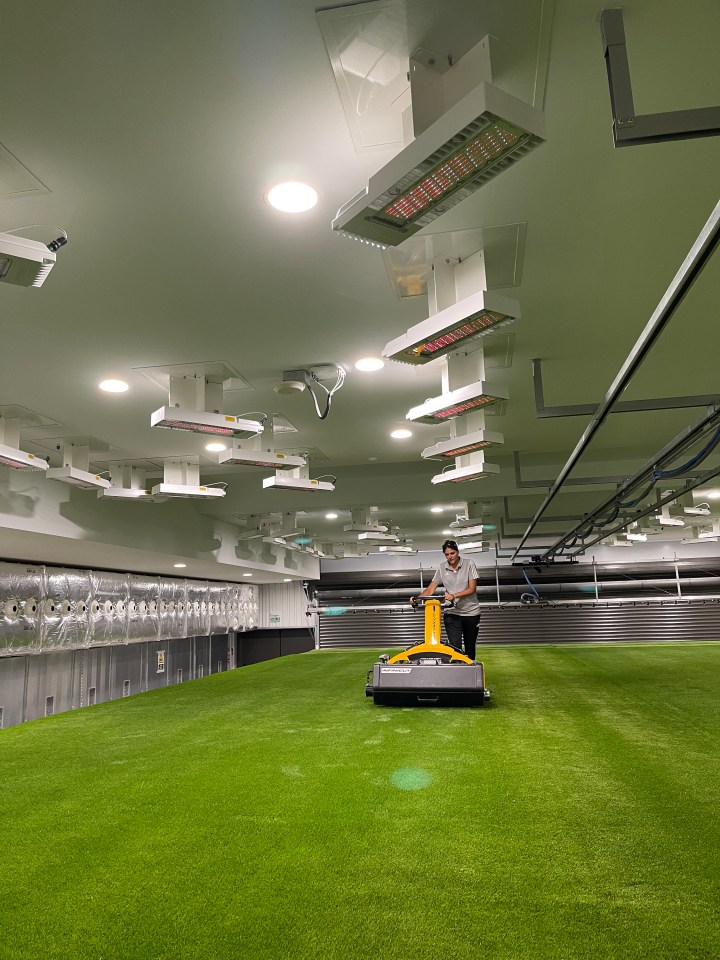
[601,9,720,147]
[512,199,720,563]
[532,358,720,418]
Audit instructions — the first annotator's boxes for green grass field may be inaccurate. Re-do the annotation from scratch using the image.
[1,644,719,960]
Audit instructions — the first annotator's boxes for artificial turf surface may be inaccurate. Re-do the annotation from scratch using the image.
[1,643,719,960]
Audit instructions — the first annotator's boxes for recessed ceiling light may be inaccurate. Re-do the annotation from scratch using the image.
[173,563,187,568]
[391,429,412,439]
[243,572,253,577]
[284,578,292,582]
[266,182,318,213]
[205,441,227,452]
[355,357,384,372]
[325,512,338,519]
[430,506,443,513]
[98,379,129,393]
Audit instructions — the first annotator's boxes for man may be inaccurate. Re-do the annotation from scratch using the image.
[411,539,480,661]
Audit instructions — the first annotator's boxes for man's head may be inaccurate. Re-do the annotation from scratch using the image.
[441,539,460,566]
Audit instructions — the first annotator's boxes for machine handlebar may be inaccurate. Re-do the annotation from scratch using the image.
[409,596,454,609]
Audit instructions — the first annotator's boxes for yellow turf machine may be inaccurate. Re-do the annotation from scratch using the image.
[365,599,490,707]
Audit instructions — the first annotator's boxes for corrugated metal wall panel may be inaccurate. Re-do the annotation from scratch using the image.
[259,582,308,628]
[318,601,720,649]
[319,608,436,649]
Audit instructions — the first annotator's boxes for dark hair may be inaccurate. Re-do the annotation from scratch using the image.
[441,540,459,553]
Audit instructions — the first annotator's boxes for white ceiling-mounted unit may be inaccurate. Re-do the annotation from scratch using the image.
[430,461,501,484]
[375,544,417,554]
[0,230,65,288]
[421,428,504,460]
[151,406,263,439]
[332,39,545,247]
[150,368,264,439]
[454,523,486,538]
[151,458,226,499]
[99,466,166,502]
[407,381,508,424]
[46,442,110,490]
[458,540,488,553]
[262,475,336,493]
[0,417,50,471]
[655,508,685,527]
[101,487,156,501]
[343,509,388,534]
[219,446,306,470]
[47,466,111,490]
[151,481,225,500]
[383,291,519,365]
[0,441,48,472]
[357,531,399,543]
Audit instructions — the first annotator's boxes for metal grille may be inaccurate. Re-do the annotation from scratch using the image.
[88,687,96,706]
[318,600,720,649]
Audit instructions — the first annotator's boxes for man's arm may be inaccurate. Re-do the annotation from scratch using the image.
[445,578,477,603]
[410,581,438,604]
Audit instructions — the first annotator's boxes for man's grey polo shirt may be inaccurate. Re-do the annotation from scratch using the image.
[432,557,480,616]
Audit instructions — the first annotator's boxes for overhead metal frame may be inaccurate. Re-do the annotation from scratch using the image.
[541,403,720,560]
[512,199,720,563]
[531,357,720,418]
[601,8,720,147]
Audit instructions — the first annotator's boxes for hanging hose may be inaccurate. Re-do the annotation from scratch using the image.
[653,424,720,479]
[520,569,543,605]
[306,366,346,420]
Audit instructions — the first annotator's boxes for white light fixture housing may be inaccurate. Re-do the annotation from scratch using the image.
[344,510,388,534]
[421,428,504,460]
[99,465,166,502]
[47,465,111,490]
[407,380,508,424]
[358,531,399,542]
[151,458,226,499]
[151,481,225,500]
[0,441,48,472]
[457,540,488,553]
[655,510,685,527]
[0,231,60,287]
[219,445,306,471]
[151,406,263,439]
[431,461,501,484]
[383,290,519,366]
[375,544,416,554]
[332,45,545,247]
[262,474,335,493]
[150,371,265,439]
[455,523,485,538]
[46,442,110,490]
